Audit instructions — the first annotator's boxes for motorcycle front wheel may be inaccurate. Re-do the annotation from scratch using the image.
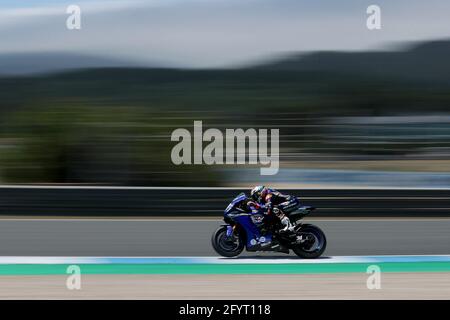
[211,226,244,258]
[292,224,327,259]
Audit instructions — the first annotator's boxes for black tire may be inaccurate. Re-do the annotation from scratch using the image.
[292,224,327,259]
[211,226,244,258]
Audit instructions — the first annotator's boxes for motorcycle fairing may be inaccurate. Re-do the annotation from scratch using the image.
[224,193,273,248]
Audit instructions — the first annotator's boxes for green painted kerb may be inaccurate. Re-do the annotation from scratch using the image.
[0,262,449,275]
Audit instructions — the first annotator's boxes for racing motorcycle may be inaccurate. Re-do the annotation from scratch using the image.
[211,193,327,258]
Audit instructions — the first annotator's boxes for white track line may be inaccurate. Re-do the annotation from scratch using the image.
[0,255,449,265]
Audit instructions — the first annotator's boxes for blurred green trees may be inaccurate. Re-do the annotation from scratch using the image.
[0,103,221,185]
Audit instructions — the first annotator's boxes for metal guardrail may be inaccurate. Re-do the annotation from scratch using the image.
[0,186,449,217]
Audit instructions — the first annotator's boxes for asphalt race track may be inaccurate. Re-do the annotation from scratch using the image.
[0,218,449,299]
[0,218,448,256]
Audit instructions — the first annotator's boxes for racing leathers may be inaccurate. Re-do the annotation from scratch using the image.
[259,188,300,233]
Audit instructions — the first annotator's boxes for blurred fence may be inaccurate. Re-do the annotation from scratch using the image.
[0,186,449,217]
[225,168,450,189]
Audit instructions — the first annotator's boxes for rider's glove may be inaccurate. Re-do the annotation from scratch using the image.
[263,203,273,215]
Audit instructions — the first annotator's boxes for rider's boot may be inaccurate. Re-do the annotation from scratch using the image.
[279,216,296,237]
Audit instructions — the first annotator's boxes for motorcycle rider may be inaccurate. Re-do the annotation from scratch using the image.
[250,185,300,234]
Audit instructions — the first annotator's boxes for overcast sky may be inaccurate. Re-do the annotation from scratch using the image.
[1,0,450,68]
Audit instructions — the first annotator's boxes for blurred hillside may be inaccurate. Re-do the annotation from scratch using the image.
[0,52,139,76]
[257,40,450,85]
[0,39,450,186]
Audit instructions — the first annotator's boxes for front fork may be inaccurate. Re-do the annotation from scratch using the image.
[226,225,234,237]
[224,225,242,245]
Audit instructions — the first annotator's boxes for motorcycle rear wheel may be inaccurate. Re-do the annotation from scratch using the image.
[292,224,327,259]
[211,226,244,257]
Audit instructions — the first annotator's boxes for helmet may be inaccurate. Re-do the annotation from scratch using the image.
[250,185,265,202]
